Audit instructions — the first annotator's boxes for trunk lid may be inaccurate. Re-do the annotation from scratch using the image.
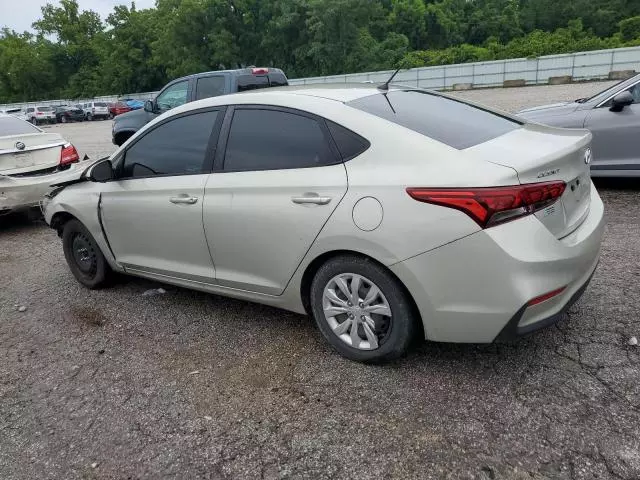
[465,123,592,238]
[0,133,65,175]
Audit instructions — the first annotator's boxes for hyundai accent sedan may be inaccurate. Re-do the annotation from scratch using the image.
[43,85,604,363]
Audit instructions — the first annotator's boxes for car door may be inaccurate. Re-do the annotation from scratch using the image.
[100,107,224,282]
[584,82,640,172]
[202,106,348,295]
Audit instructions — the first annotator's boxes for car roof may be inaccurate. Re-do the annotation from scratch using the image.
[172,67,287,83]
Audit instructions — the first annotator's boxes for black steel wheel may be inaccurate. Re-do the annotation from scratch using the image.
[62,219,111,289]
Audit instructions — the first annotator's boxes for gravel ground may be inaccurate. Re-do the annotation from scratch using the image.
[2,82,640,480]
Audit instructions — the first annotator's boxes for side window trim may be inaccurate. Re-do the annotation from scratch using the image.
[213,104,342,173]
[116,106,226,181]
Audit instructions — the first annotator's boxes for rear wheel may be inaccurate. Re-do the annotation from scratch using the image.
[87,113,93,121]
[31,118,37,125]
[109,113,114,119]
[60,116,67,123]
[310,255,418,363]
[62,219,110,289]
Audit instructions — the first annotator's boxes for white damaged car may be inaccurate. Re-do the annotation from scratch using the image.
[0,113,87,216]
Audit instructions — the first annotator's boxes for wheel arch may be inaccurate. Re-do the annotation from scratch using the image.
[50,211,77,236]
[299,249,424,338]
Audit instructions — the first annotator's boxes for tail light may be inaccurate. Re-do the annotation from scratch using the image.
[252,67,269,74]
[37,112,43,115]
[60,143,80,166]
[406,181,566,229]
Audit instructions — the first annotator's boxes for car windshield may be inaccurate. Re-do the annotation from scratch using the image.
[347,89,521,149]
[585,76,640,103]
[0,116,40,136]
[38,106,53,111]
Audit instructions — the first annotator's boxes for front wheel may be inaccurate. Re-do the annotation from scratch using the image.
[310,255,418,363]
[62,219,111,289]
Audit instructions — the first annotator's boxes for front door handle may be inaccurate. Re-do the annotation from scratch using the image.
[169,195,198,205]
[292,195,332,205]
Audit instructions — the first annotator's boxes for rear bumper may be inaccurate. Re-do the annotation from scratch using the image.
[0,162,86,213]
[390,182,604,343]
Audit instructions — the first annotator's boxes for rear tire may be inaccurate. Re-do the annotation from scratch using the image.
[31,118,37,125]
[62,219,110,289]
[87,113,93,121]
[310,255,418,363]
[61,116,67,123]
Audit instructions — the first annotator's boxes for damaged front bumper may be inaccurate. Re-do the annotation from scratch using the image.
[0,161,89,214]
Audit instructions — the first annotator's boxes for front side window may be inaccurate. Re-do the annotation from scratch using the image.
[121,110,219,178]
[196,76,225,100]
[156,80,189,112]
[224,109,336,171]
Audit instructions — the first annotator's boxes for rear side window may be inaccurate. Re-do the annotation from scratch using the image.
[0,116,39,135]
[196,76,226,100]
[122,110,219,178]
[224,109,336,171]
[327,121,370,161]
[347,90,520,149]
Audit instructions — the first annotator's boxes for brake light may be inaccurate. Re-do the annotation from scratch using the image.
[60,143,80,166]
[527,286,566,306]
[37,112,43,115]
[406,181,566,228]
[252,67,269,74]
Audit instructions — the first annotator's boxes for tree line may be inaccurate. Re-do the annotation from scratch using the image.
[2,0,640,103]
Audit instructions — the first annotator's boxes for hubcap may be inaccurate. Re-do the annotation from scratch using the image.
[322,273,392,350]
[71,234,96,274]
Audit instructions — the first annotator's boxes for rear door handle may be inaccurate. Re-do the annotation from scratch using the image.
[291,195,332,205]
[169,195,198,205]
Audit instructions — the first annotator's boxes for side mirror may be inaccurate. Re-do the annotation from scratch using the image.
[610,91,634,112]
[144,100,155,113]
[89,159,114,182]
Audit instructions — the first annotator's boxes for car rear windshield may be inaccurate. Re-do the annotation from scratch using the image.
[347,90,521,149]
[38,106,53,111]
[236,72,288,92]
[0,116,39,135]
[94,102,108,107]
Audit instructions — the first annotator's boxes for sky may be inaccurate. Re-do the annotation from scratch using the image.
[0,0,156,33]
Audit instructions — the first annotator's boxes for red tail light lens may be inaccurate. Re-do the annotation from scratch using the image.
[406,181,566,228]
[252,67,269,74]
[60,143,80,166]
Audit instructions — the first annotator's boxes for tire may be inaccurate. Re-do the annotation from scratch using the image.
[310,255,418,363]
[31,118,37,125]
[61,116,67,123]
[62,219,110,289]
[109,113,114,119]
[87,113,93,121]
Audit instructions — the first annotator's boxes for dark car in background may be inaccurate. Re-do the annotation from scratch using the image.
[112,67,288,145]
[54,105,85,123]
[109,102,132,118]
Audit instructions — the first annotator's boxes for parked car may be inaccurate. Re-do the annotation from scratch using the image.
[0,113,84,216]
[55,105,85,123]
[44,85,603,363]
[518,74,640,177]
[81,101,110,121]
[0,108,27,121]
[25,106,56,125]
[112,67,288,145]
[121,99,145,110]
[109,102,132,118]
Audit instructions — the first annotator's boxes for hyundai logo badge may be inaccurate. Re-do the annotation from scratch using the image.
[584,148,592,165]
[15,141,25,151]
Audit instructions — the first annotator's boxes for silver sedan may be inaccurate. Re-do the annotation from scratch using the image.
[43,85,604,363]
[518,74,640,177]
